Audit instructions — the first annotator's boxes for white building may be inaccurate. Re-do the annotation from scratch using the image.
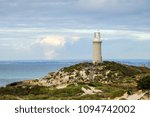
[93,32,102,64]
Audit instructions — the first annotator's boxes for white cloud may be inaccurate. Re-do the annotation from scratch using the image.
[63,29,150,41]
[101,29,150,41]
[34,35,80,59]
[37,35,81,47]
[39,36,65,47]
[134,32,150,41]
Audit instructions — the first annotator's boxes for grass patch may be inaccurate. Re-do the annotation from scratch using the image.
[95,84,126,99]
[74,94,102,100]
[0,85,50,96]
[103,61,141,77]
[87,82,102,87]
[0,85,84,100]
[63,62,92,72]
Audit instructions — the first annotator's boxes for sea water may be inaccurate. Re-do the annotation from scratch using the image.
[0,59,150,87]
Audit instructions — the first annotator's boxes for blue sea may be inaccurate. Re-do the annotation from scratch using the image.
[0,59,150,87]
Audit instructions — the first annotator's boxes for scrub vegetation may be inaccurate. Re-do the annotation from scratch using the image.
[0,61,150,100]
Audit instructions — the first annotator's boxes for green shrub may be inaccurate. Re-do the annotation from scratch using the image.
[88,82,102,87]
[48,85,83,97]
[137,76,150,90]
[75,94,102,100]
[110,89,125,98]
[63,62,92,72]
[0,95,19,100]
[104,61,140,77]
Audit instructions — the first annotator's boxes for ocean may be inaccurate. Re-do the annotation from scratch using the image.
[0,59,150,87]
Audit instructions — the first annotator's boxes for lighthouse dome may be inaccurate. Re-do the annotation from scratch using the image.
[93,32,100,42]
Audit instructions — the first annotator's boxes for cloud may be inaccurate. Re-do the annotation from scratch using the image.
[101,29,150,41]
[34,35,80,59]
[37,35,81,46]
[71,36,80,42]
[100,29,150,41]
[0,43,9,47]
[39,36,65,47]
[1,26,149,42]
[0,0,149,60]
[134,32,150,41]
[77,0,149,13]
[62,29,150,41]
[44,50,56,59]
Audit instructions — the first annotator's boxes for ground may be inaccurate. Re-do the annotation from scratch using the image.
[0,61,150,100]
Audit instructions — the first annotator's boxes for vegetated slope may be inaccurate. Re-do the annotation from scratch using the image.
[0,61,150,100]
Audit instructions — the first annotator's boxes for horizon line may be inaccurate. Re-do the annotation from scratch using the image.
[0,58,150,62]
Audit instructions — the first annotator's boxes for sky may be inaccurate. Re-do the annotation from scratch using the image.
[0,0,150,60]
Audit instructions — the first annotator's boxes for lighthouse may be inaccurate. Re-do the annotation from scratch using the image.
[93,32,102,64]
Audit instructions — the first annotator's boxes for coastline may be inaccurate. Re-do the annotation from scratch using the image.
[0,61,150,100]
[0,59,150,87]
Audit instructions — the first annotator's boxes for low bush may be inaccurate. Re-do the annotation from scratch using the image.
[137,76,150,90]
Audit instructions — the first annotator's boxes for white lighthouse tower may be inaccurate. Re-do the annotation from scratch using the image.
[93,32,102,64]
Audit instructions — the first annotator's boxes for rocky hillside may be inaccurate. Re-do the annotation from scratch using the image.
[0,61,150,100]
[19,61,150,86]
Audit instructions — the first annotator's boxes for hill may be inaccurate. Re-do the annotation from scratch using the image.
[0,61,150,100]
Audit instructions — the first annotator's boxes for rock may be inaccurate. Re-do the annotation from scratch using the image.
[115,92,128,100]
[81,87,94,95]
[140,92,150,100]
[81,86,102,95]
[56,84,68,89]
[127,91,146,100]
[89,86,102,93]
[62,76,69,83]
[7,81,23,87]
[115,73,119,77]
[116,90,147,100]
[106,70,111,75]
[1,61,150,100]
